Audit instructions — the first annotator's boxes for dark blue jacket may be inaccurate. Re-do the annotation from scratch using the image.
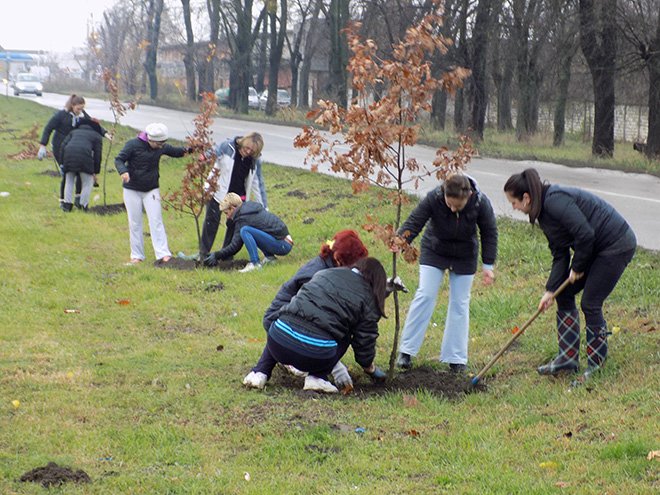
[114,134,187,192]
[40,109,105,165]
[59,121,104,175]
[399,177,498,274]
[277,267,381,368]
[263,255,335,331]
[214,201,289,260]
[538,185,636,291]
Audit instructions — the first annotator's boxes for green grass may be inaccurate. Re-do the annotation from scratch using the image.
[1,97,660,493]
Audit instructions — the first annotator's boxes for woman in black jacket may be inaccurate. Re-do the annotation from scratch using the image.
[244,257,388,393]
[396,174,498,372]
[38,94,111,209]
[114,123,189,263]
[504,168,636,385]
[58,118,104,211]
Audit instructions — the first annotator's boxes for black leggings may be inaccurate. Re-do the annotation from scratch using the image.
[556,248,636,326]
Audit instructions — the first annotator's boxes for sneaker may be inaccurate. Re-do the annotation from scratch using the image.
[262,256,277,265]
[283,364,308,377]
[239,262,262,273]
[243,371,268,389]
[396,352,412,369]
[449,363,467,374]
[303,375,338,393]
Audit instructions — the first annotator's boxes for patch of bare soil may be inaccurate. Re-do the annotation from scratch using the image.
[39,169,61,177]
[154,257,249,271]
[19,462,92,488]
[269,365,486,400]
[87,203,126,215]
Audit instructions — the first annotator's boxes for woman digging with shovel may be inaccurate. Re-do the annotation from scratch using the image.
[504,168,636,386]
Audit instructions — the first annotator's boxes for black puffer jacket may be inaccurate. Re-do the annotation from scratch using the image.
[215,201,290,260]
[114,135,187,192]
[277,267,381,368]
[539,185,636,291]
[59,121,103,175]
[399,177,498,274]
[40,110,105,165]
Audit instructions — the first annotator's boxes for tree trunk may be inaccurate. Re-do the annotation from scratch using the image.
[181,0,197,101]
[327,0,349,107]
[553,46,575,146]
[579,0,617,158]
[143,0,165,100]
[256,19,268,93]
[265,0,287,116]
[469,0,494,141]
[431,91,447,130]
[298,0,323,108]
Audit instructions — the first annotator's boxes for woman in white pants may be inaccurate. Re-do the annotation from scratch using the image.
[114,123,189,263]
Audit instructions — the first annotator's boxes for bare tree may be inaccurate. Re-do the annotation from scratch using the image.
[579,0,617,157]
[181,0,197,100]
[144,0,165,100]
[264,0,288,115]
[469,0,495,141]
[298,0,324,108]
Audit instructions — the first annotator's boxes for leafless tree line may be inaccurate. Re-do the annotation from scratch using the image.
[90,0,660,158]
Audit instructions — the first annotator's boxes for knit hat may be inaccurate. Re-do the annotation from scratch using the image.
[145,123,168,141]
[218,192,243,211]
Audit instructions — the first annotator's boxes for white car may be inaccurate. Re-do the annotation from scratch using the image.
[258,89,291,111]
[13,73,43,96]
[248,87,260,109]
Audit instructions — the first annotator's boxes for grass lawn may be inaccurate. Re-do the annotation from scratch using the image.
[1,97,659,494]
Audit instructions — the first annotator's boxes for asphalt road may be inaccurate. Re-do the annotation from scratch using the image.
[14,90,660,251]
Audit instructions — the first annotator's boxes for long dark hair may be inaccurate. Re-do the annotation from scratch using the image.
[352,257,387,318]
[64,94,85,113]
[503,168,546,224]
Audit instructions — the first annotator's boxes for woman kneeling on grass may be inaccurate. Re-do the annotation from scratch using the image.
[244,257,388,393]
[503,168,636,386]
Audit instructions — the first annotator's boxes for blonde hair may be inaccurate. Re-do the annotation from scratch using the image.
[236,132,264,158]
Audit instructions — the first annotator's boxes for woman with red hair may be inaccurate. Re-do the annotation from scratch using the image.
[259,230,369,389]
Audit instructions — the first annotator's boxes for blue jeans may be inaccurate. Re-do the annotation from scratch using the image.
[399,264,475,364]
[240,226,292,264]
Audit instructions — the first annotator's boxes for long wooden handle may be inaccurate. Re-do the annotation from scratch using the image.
[471,278,571,385]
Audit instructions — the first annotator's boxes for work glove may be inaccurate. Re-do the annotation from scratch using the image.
[331,361,353,389]
[386,276,409,294]
[37,145,47,161]
[204,251,220,266]
[366,365,387,383]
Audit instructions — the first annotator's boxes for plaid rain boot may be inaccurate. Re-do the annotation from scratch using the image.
[538,309,580,375]
[572,324,609,387]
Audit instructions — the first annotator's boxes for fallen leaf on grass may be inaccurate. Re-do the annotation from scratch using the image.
[216,345,224,351]
[12,400,20,409]
[555,481,570,488]
[117,300,130,306]
[340,385,354,395]
[248,338,265,343]
[406,429,420,438]
[647,450,660,461]
[402,393,419,408]
[539,462,558,469]
[612,326,620,335]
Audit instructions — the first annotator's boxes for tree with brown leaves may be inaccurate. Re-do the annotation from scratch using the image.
[294,1,475,376]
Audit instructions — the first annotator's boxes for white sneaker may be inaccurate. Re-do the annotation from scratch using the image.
[261,256,277,265]
[284,364,308,377]
[243,371,268,389]
[239,262,262,273]
[303,375,338,393]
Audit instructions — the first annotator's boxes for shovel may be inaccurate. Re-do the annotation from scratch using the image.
[471,278,571,386]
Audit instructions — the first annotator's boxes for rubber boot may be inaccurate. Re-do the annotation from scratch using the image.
[62,202,73,212]
[572,324,609,386]
[538,309,580,375]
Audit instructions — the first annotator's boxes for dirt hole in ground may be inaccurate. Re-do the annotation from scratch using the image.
[154,258,249,272]
[39,169,61,177]
[19,462,92,488]
[269,365,486,400]
[87,203,126,216]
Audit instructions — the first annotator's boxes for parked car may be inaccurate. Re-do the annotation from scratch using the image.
[258,89,291,111]
[13,73,43,96]
[214,87,230,105]
[248,87,260,109]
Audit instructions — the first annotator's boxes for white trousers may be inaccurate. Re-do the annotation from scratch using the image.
[123,188,171,261]
[399,264,475,364]
[64,172,94,207]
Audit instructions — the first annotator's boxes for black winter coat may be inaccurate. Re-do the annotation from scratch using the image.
[215,201,289,260]
[114,136,187,192]
[263,255,335,331]
[399,177,498,274]
[538,185,636,291]
[59,123,103,175]
[277,267,381,368]
[40,110,105,165]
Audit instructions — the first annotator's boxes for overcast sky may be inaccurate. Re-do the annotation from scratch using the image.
[2,0,120,54]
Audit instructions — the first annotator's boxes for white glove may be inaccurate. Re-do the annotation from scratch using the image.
[331,361,353,389]
[386,276,409,293]
[37,145,47,161]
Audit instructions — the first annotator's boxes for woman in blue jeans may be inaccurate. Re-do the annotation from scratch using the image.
[504,168,636,385]
[204,193,292,272]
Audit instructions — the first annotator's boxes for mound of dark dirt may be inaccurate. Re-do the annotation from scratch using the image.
[19,462,92,487]
[87,203,126,216]
[39,170,61,177]
[154,257,249,272]
[269,365,486,400]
